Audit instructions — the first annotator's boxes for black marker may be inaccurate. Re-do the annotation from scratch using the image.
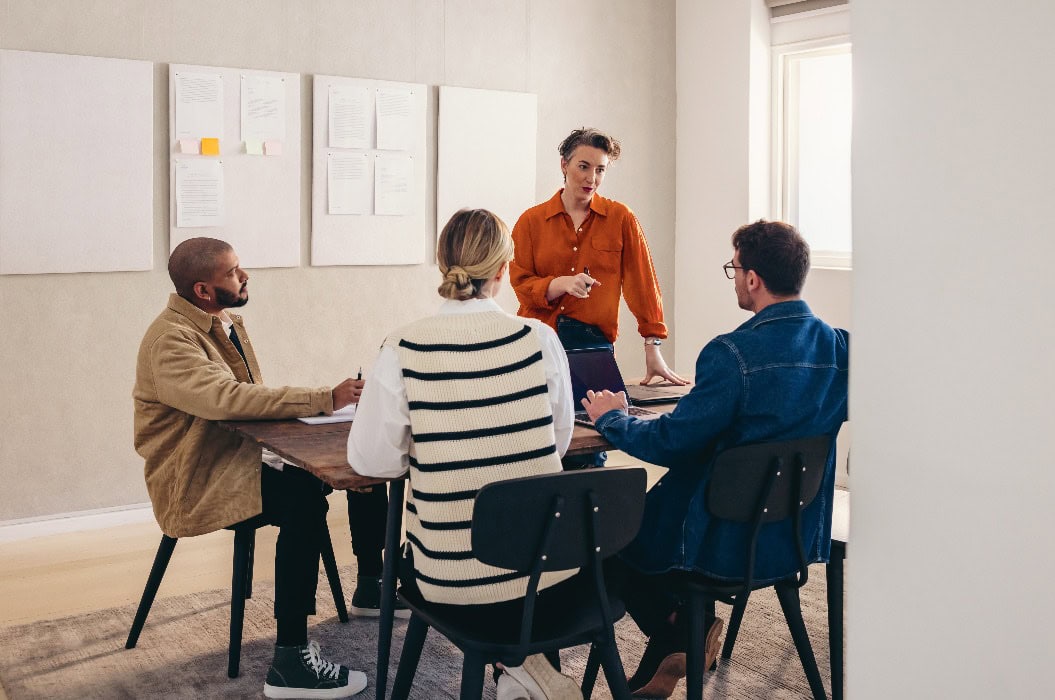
[356,367,362,381]
[584,266,592,291]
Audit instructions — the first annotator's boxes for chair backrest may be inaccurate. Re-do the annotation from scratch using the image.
[706,435,831,523]
[471,467,647,572]
[705,435,832,588]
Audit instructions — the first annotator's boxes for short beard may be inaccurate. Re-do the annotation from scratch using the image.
[215,287,248,308]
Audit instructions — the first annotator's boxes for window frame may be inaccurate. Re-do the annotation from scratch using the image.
[772,35,853,270]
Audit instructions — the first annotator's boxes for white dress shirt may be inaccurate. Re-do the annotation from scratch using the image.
[348,297,574,478]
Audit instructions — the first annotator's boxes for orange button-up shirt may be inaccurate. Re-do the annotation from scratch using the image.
[510,190,668,343]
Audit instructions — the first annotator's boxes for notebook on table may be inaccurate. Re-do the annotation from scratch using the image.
[566,347,663,427]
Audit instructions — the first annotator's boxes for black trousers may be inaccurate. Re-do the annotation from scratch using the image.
[605,558,715,641]
[346,485,388,578]
[259,465,328,619]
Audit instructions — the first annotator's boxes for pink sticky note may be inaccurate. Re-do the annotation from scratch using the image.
[264,140,283,156]
[177,139,199,155]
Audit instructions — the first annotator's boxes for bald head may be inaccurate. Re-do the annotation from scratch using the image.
[168,237,233,299]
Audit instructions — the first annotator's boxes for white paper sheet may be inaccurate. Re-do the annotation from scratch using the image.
[240,74,285,143]
[175,159,225,228]
[375,87,413,151]
[374,154,412,216]
[328,152,371,215]
[298,403,357,424]
[329,85,370,149]
[174,71,224,140]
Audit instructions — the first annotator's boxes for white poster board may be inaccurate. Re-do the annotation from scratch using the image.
[437,86,537,236]
[311,75,427,266]
[0,50,153,275]
[169,64,300,269]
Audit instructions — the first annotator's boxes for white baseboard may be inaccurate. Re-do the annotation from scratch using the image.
[0,502,157,544]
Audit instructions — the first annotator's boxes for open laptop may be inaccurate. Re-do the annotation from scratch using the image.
[566,347,664,427]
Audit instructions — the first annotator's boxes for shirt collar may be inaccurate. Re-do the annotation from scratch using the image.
[542,189,611,220]
[437,297,504,315]
[741,299,813,330]
[167,293,240,334]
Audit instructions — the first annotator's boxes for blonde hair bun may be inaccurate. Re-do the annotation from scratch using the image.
[438,265,475,301]
[436,209,513,301]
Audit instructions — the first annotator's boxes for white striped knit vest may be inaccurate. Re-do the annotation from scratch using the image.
[389,310,575,605]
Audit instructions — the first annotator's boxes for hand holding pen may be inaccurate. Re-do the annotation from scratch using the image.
[565,266,599,299]
[331,367,365,409]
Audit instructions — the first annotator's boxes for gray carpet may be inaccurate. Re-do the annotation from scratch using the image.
[0,566,837,699]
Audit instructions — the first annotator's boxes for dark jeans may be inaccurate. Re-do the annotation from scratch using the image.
[346,485,389,578]
[258,464,329,619]
[555,315,613,352]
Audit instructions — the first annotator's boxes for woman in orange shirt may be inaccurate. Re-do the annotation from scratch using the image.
[510,127,687,385]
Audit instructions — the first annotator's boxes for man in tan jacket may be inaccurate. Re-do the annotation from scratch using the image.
[133,237,366,698]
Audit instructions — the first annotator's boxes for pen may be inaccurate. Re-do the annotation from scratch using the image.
[356,367,362,381]
[584,266,593,292]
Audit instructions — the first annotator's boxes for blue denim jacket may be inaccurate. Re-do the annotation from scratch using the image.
[595,300,849,581]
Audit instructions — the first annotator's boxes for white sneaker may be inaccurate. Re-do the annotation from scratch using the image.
[497,673,531,700]
[502,655,582,700]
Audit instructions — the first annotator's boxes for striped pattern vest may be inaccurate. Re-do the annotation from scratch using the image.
[390,310,575,605]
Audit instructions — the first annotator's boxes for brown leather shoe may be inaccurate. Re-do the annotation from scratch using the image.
[630,651,686,698]
[629,617,724,698]
[704,617,724,672]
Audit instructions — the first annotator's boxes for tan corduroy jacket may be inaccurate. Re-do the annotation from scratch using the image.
[133,294,333,537]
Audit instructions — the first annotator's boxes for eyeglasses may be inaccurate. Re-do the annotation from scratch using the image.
[722,261,745,279]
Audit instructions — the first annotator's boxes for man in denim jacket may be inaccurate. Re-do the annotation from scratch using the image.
[581,220,849,696]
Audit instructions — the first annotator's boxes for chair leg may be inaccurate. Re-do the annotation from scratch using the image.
[827,545,845,700]
[722,591,750,659]
[775,583,827,700]
[596,638,633,700]
[245,533,255,599]
[459,650,487,700]
[390,615,429,700]
[685,591,708,700]
[582,643,601,698]
[125,535,178,649]
[228,527,254,679]
[320,528,349,622]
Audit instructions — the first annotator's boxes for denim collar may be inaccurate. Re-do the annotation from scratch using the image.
[736,299,813,332]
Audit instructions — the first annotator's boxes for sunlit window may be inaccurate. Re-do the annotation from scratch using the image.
[775,41,852,268]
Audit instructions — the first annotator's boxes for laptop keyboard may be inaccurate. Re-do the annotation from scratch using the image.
[627,406,656,416]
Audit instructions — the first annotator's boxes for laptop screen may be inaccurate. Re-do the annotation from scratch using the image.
[566,347,629,412]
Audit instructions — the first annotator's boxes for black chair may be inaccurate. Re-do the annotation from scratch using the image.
[681,435,834,700]
[124,518,349,678]
[389,468,647,700]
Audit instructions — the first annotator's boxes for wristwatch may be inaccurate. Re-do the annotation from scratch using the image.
[644,338,663,346]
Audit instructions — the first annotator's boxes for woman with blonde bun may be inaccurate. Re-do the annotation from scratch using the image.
[349,209,583,699]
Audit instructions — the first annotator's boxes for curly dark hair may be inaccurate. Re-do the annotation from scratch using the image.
[731,220,810,296]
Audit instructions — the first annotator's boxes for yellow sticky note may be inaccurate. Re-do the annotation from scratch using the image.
[201,137,220,156]
[264,140,283,156]
[245,139,263,155]
[177,139,198,155]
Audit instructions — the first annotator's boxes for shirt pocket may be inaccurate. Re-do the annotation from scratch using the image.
[590,234,623,253]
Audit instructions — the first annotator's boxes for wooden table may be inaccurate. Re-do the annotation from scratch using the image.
[218,418,617,489]
[217,416,622,700]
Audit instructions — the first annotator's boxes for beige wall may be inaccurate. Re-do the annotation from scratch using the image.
[0,0,677,521]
